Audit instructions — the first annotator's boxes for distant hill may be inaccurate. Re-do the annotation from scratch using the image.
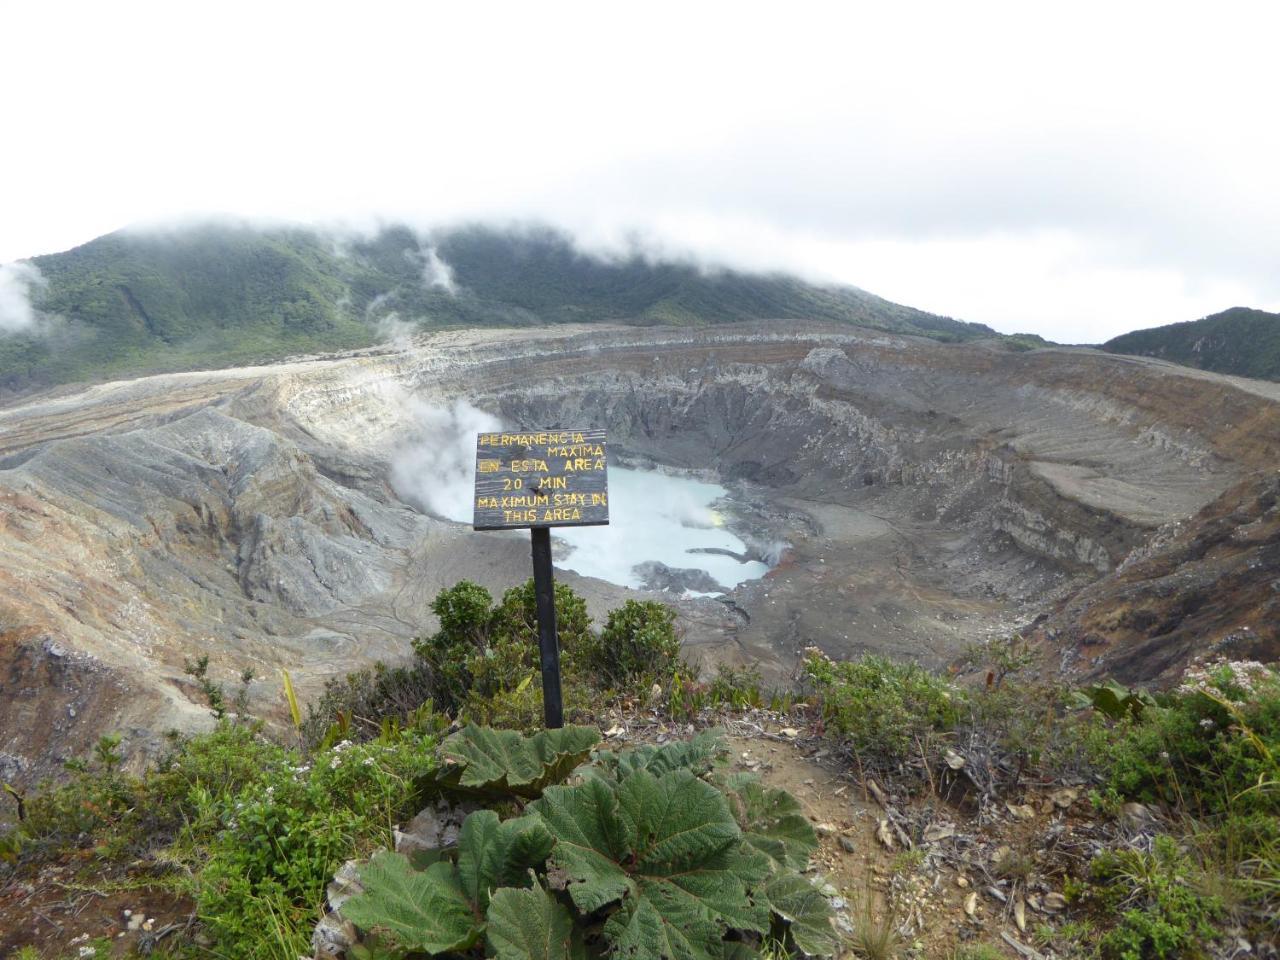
[1104,307,1280,382]
[0,222,997,393]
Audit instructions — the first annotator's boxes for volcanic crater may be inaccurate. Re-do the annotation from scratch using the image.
[2,321,1278,788]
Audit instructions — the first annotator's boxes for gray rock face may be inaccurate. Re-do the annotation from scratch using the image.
[633,561,726,594]
[0,321,1276,785]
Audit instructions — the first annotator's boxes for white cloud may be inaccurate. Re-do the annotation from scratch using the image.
[0,1,1278,341]
[0,262,46,334]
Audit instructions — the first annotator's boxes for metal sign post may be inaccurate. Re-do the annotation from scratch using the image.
[529,526,562,727]
[472,429,609,729]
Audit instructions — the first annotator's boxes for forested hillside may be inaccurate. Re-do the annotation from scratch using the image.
[1104,306,1280,382]
[0,222,995,392]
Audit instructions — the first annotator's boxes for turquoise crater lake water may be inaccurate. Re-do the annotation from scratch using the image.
[551,467,768,593]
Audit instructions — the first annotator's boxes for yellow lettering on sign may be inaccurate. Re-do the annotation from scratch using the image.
[510,458,549,472]
[541,507,582,522]
[477,459,501,473]
[546,444,605,457]
[499,495,550,508]
[538,476,568,489]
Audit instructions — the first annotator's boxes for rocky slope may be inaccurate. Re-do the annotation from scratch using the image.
[1,322,1277,788]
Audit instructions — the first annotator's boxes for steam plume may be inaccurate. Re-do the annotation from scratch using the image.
[420,245,457,294]
[0,261,46,333]
[389,399,502,522]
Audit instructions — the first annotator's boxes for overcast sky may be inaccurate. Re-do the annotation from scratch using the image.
[3,1,1277,342]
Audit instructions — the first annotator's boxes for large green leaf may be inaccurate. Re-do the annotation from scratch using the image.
[762,873,838,957]
[618,768,742,870]
[345,809,555,950]
[458,810,555,910]
[486,884,583,960]
[533,768,771,960]
[342,851,481,954]
[590,730,724,782]
[605,895,722,960]
[715,773,818,871]
[421,725,601,800]
[530,775,633,913]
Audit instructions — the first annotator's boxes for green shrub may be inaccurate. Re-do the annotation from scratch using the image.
[312,583,681,738]
[1088,662,1279,852]
[490,578,593,653]
[197,733,438,959]
[17,725,291,861]
[302,660,437,749]
[803,649,961,767]
[575,598,682,689]
[1079,835,1222,960]
[413,579,595,719]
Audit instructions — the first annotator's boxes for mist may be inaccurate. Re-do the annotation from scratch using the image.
[389,399,503,523]
[420,245,457,294]
[0,262,45,334]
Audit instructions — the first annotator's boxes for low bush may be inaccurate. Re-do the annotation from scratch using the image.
[1082,660,1280,939]
[17,724,290,861]
[1072,835,1222,960]
[6,719,440,960]
[302,660,437,749]
[1089,661,1278,823]
[311,580,682,737]
[413,579,594,716]
[574,598,682,689]
[197,733,438,959]
[803,648,961,768]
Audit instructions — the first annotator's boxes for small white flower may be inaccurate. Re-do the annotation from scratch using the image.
[1199,718,1216,729]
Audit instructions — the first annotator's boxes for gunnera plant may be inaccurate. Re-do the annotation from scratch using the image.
[340,725,838,960]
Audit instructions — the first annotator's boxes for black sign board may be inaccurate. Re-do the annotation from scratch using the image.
[471,428,610,730]
[473,429,609,530]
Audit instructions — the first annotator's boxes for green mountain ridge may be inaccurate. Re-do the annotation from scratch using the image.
[1103,306,1280,382]
[1,222,997,393]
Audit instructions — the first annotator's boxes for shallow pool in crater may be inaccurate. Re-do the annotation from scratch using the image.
[551,467,769,593]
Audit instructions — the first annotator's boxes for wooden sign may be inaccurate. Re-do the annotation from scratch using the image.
[473,429,609,531]
[471,428,610,729]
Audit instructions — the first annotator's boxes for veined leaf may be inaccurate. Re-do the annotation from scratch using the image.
[530,775,634,912]
[486,883,583,960]
[342,851,481,953]
[534,768,770,960]
[716,772,818,871]
[591,729,724,781]
[606,894,722,960]
[762,873,838,957]
[619,768,741,870]
[345,809,555,950]
[458,810,554,910]
[421,724,601,800]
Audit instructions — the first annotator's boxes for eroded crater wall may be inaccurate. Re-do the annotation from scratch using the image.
[0,322,1275,786]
